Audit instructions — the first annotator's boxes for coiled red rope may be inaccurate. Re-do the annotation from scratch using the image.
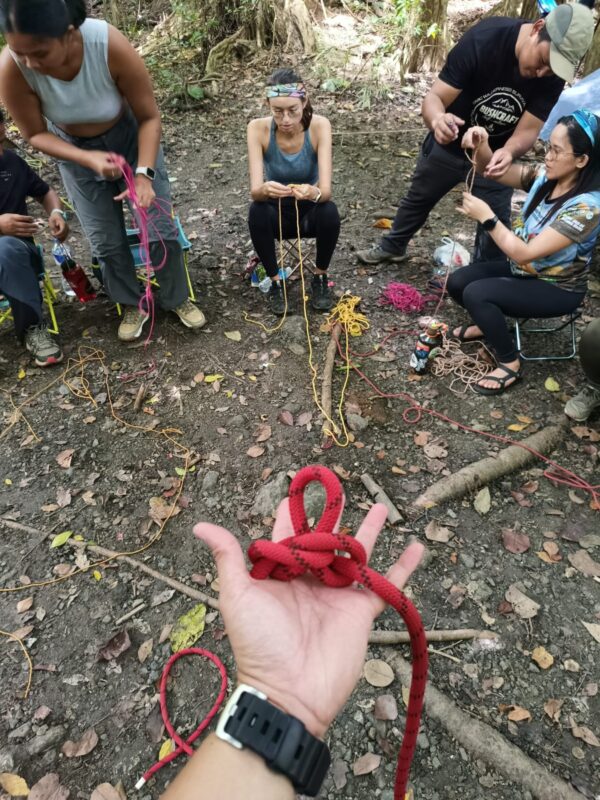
[249,465,429,800]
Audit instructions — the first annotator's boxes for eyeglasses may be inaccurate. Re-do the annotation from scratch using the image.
[271,106,302,119]
[544,143,582,160]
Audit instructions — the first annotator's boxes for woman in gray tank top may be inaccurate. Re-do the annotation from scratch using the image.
[247,68,340,316]
[0,0,206,342]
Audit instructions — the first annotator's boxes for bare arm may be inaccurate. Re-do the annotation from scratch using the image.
[421,79,464,145]
[462,127,540,190]
[37,188,69,240]
[313,116,332,202]
[247,119,291,200]
[483,111,544,179]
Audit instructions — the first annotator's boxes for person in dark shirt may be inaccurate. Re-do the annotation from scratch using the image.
[0,108,69,366]
[356,2,594,267]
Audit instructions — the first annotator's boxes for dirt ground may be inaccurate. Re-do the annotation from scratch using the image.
[1,31,599,800]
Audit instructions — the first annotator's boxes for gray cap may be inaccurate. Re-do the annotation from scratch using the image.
[545,4,594,82]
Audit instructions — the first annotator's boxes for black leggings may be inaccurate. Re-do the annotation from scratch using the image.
[248,199,340,278]
[447,259,585,362]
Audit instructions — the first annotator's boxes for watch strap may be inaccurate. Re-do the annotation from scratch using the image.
[216,685,330,796]
[482,214,499,231]
[135,166,156,181]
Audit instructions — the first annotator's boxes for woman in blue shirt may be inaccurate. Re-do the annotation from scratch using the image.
[247,68,340,316]
[448,109,600,395]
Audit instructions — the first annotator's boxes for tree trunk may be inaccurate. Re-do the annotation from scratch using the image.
[398,0,451,77]
[486,0,538,18]
[583,19,600,76]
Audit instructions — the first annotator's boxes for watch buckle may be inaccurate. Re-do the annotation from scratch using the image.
[215,684,267,749]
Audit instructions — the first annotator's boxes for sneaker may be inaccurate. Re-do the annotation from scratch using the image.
[311,274,333,312]
[118,306,149,341]
[564,384,600,422]
[268,280,285,316]
[24,324,63,367]
[356,243,407,265]
[172,299,206,330]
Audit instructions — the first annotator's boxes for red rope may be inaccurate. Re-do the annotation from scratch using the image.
[249,465,429,800]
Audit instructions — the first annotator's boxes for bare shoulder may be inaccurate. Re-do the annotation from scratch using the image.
[310,114,331,133]
[247,116,271,144]
[0,46,18,76]
[0,46,28,91]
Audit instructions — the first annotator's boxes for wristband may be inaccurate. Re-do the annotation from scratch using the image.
[216,684,330,796]
[49,208,67,220]
[312,188,322,203]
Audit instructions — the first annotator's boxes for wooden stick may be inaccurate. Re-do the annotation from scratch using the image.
[413,424,566,509]
[321,322,341,439]
[360,473,403,524]
[369,628,497,644]
[115,603,147,626]
[390,653,585,800]
[133,382,146,413]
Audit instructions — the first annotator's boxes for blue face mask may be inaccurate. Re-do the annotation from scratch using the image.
[572,109,599,148]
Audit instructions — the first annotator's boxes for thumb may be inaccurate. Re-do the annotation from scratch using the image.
[193,522,249,586]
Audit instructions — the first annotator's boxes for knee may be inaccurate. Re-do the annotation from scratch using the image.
[462,282,486,310]
[248,201,272,230]
[315,201,340,229]
[447,270,468,301]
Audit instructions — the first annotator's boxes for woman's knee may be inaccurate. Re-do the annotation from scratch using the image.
[248,201,274,231]
[314,201,340,230]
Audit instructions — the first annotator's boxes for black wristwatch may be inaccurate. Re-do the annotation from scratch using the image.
[482,214,499,231]
[215,685,331,796]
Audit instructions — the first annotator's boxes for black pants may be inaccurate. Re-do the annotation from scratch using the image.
[447,260,585,362]
[0,237,44,340]
[381,134,513,262]
[248,199,340,278]
[579,318,600,388]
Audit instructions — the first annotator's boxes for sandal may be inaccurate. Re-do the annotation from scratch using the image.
[452,323,484,343]
[473,363,522,396]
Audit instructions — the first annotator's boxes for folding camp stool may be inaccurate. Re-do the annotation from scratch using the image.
[277,236,317,278]
[513,309,582,361]
[0,245,59,334]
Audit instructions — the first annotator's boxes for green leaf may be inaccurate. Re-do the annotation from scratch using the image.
[175,467,186,477]
[186,85,204,100]
[170,603,206,652]
[50,530,74,549]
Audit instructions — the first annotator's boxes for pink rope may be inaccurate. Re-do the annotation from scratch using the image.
[379,282,436,313]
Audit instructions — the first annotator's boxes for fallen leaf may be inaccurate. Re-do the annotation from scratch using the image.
[531,646,554,670]
[582,621,600,644]
[568,550,600,577]
[50,530,73,549]
[373,694,398,721]
[145,703,165,744]
[544,377,560,392]
[490,410,503,419]
[151,589,175,607]
[170,603,206,652]
[505,584,540,619]
[296,411,313,427]
[16,598,33,613]
[55,449,74,469]
[56,487,71,508]
[61,728,98,757]
[158,739,174,760]
[224,331,242,342]
[90,786,121,800]
[204,374,223,383]
[255,424,272,443]
[423,441,447,459]
[520,480,538,494]
[373,218,392,229]
[544,698,563,722]
[331,759,348,791]
[148,496,181,524]
[33,705,52,722]
[507,423,529,432]
[137,638,153,663]
[363,659,394,687]
[543,541,560,558]
[52,564,74,577]
[424,520,453,543]
[278,410,294,426]
[29,774,69,800]
[572,725,600,747]
[352,752,382,775]
[501,529,530,554]
[10,625,33,640]
[473,487,491,515]
[413,430,431,447]
[332,464,351,480]
[0,774,29,797]
[246,445,265,458]
[564,659,580,672]
[97,630,131,661]
[500,704,532,722]
[516,415,534,424]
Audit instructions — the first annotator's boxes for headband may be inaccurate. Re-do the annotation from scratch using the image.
[572,109,599,147]
[265,83,306,99]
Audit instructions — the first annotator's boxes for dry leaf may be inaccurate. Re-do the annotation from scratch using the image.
[33,705,52,722]
[0,774,29,797]
[55,449,74,469]
[502,704,532,722]
[56,487,71,508]
[473,487,491,515]
[582,621,600,644]
[373,217,392,229]
[296,411,313,427]
[145,703,165,744]
[572,725,600,747]
[158,739,174,760]
[137,638,153,664]
[16,598,33,613]
[543,541,561,559]
[413,430,431,447]
[424,520,453,543]
[29,774,69,800]
[505,585,540,619]
[246,445,265,458]
[278,410,294,426]
[568,490,585,505]
[255,424,272,443]
[544,377,560,392]
[90,785,121,800]
[507,423,528,432]
[224,330,242,342]
[520,480,538,494]
[373,694,398,721]
[501,529,530,554]
[148,496,181,524]
[423,442,447,459]
[332,464,351,480]
[363,659,394,687]
[531,646,554,670]
[544,698,563,722]
[97,630,131,661]
[10,625,33,640]
[61,728,98,757]
[568,550,600,577]
[352,752,382,776]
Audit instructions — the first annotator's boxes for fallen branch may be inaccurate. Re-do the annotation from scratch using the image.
[361,473,403,524]
[390,653,585,800]
[413,424,565,509]
[369,628,496,644]
[321,322,341,440]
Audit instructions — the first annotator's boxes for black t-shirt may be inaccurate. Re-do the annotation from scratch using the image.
[438,17,564,156]
[0,148,50,217]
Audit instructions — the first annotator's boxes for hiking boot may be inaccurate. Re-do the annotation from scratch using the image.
[172,299,206,330]
[118,306,149,341]
[564,384,600,422]
[24,324,63,367]
[268,280,285,316]
[311,274,333,312]
[356,243,407,265]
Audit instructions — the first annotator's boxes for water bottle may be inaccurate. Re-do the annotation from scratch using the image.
[52,241,96,303]
[258,266,292,293]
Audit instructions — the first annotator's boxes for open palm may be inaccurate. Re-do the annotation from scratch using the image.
[194,497,423,738]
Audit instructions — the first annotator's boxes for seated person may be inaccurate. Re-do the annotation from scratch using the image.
[0,109,69,366]
[247,68,340,316]
[447,109,600,395]
[564,318,600,421]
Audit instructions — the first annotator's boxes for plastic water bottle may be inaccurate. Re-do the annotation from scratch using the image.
[52,241,96,303]
[257,266,292,293]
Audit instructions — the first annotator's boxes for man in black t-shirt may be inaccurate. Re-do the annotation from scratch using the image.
[357,2,593,266]
[0,109,69,366]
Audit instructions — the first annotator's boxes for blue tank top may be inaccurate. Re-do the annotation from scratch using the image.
[264,121,318,185]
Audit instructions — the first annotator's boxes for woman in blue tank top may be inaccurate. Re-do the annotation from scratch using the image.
[0,0,205,342]
[247,68,340,316]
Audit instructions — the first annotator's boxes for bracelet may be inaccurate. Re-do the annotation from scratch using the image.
[312,189,322,204]
[49,208,67,220]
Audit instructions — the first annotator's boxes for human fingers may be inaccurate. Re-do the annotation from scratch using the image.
[193,522,249,586]
[113,189,130,202]
[17,222,38,236]
[354,503,388,560]
[369,541,424,617]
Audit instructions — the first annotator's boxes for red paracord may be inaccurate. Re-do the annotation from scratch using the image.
[249,465,429,800]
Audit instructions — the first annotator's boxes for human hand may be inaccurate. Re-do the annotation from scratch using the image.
[433,112,465,145]
[194,497,423,739]
[461,126,488,151]
[290,183,317,201]
[48,212,69,242]
[263,181,293,199]
[457,192,493,223]
[84,150,123,180]
[0,213,39,237]
[484,147,513,179]
[114,174,156,209]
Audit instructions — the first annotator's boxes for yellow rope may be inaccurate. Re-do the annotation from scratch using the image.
[0,629,33,699]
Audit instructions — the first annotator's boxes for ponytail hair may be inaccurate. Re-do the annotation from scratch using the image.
[266,67,313,131]
[0,0,87,37]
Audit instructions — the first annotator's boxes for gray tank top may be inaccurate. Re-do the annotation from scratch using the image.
[264,121,318,185]
[12,18,123,126]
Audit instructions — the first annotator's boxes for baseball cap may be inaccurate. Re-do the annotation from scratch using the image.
[545,4,594,82]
